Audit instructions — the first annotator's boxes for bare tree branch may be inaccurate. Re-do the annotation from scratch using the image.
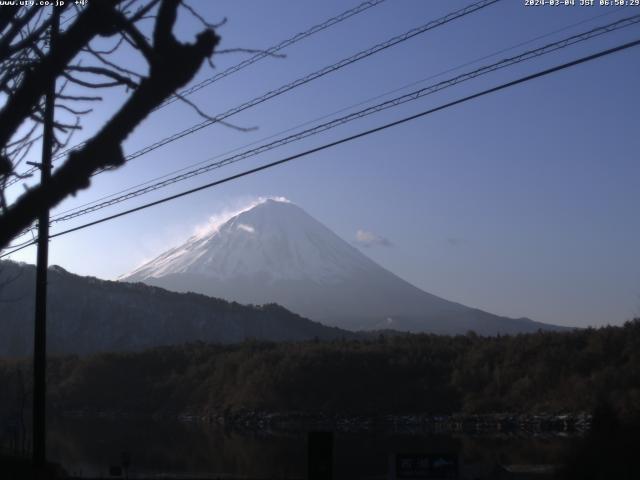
[173,90,257,133]
[0,0,220,249]
[65,65,139,89]
[0,0,127,149]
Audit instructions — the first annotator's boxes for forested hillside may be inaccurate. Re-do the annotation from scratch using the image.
[1,321,638,421]
[0,261,354,356]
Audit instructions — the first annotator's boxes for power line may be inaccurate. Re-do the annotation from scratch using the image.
[102,0,500,168]
[6,0,388,186]
[157,0,388,110]
[41,5,630,226]
[4,235,37,250]
[3,36,638,259]
[34,14,640,227]
[6,0,500,187]
[8,10,640,243]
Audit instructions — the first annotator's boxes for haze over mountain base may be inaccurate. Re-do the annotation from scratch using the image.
[122,198,568,335]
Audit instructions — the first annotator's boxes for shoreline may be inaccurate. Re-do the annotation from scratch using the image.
[57,410,592,435]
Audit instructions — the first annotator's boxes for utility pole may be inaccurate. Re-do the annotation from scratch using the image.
[32,6,59,473]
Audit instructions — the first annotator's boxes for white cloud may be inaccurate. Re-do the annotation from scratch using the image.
[192,196,290,239]
[354,229,392,248]
[238,223,255,233]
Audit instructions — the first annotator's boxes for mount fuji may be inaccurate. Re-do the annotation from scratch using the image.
[121,198,566,335]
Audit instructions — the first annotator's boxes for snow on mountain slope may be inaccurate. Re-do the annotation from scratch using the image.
[125,198,376,284]
[121,198,568,335]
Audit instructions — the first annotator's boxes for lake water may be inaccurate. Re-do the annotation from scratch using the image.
[47,416,577,479]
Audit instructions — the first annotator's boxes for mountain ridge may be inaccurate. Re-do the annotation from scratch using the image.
[0,260,356,357]
[121,198,569,335]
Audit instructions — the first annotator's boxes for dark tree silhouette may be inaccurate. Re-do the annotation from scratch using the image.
[0,0,221,250]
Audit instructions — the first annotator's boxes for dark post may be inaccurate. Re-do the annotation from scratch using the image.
[308,431,334,480]
[32,6,59,472]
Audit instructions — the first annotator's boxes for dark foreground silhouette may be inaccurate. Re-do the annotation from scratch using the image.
[1,412,639,480]
[2,320,638,419]
[1,322,639,478]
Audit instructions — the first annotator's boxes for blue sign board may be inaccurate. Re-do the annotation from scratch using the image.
[390,453,458,479]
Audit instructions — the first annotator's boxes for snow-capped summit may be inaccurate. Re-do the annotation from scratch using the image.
[125,198,376,284]
[121,198,566,335]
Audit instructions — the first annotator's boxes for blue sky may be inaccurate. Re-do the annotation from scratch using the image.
[5,0,640,327]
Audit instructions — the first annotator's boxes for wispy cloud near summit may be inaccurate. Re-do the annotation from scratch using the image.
[192,196,291,239]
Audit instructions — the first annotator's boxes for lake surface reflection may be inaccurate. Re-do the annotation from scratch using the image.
[48,416,576,479]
